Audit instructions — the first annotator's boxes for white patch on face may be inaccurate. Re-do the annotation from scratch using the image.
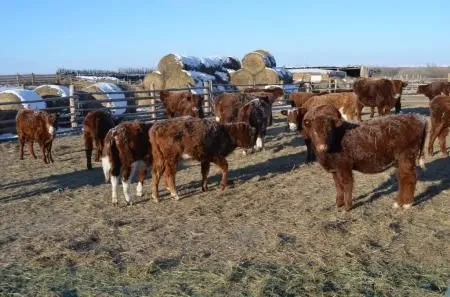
[317,144,327,152]
[256,137,263,149]
[136,182,143,197]
[101,156,111,182]
[182,153,192,160]
[215,116,220,122]
[48,125,55,136]
[122,178,131,204]
[289,123,297,131]
[111,175,119,204]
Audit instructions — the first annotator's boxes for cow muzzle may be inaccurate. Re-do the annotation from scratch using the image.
[317,144,328,152]
[288,123,297,132]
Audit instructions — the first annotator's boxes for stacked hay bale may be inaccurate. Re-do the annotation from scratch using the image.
[81,82,128,115]
[34,85,70,111]
[230,49,293,89]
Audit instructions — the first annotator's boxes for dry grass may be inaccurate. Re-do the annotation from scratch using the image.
[0,95,449,296]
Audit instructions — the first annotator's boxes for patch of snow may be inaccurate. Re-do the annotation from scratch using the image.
[34,85,70,97]
[0,89,46,109]
[187,71,216,83]
[93,82,127,115]
[214,71,229,83]
[0,133,17,140]
[77,75,120,82]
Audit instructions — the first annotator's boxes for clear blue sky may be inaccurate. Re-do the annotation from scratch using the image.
[1,0,449,74]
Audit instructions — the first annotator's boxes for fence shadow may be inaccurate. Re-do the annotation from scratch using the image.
[401,106,430,116]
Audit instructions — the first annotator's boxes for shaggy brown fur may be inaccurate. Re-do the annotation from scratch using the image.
[303,105,427,211]
[16,109,57,164]
[417,81,450,100]
[213,92,261,123]
[83,110,117,170]
[149,117,256,202]
[288,91,328,108]
[159,90,204,119]
[101,120,153,206]
[353,78,397,120]
[428,95,450,157]
[302,92,359,121]
[243,86,284,126]
[238,98,270,153]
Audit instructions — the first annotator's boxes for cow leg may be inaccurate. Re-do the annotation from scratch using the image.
[94,139,103,162]
[39,142,48,164]
[165,161,179,200]
[304,138,316,163]
[376,105,384,117]
[136,167,147,198]
[84,133,93,170]
[151,162,164,203]
[395,157,417,209]
[255,134,264,152]
[18,134,25,160]
[438,127,449,157]
[212,156,228,191]
[46,141,54,163]
[332,172,344,208]
[370,106,375,118]
[110,161,121,206]
[201,161,211,192]
[395,97,401,114]
[428,120,443,156]
[121,164,133,205]
[28,139,37,159]
[337,170,353,211]
[357,103,364,122]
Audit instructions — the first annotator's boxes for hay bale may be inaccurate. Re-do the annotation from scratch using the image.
[166,70,215,91]
[34,85,70,110]
[143,71,165,90]
[254,68,293,85]
[130,85,153,107]
[242,50,276,75]
[230,69,255,89]
[0,89,45,110]
[82,82,127,115]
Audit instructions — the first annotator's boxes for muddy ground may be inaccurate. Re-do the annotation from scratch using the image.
[0,95,448,296]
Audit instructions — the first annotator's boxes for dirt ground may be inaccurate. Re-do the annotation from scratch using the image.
[0,95,448,297]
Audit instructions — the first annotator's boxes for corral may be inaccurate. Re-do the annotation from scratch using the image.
[0,94,448,296]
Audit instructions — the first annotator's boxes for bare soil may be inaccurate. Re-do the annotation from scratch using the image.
[0,95,448,297]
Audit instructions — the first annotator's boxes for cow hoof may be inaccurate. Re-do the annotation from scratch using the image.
[152,196,159,203]
[173,195,180,201]
[392,202,400,209]
[242,150,247,156]
[402,203,412,210]
[112,201,118,207]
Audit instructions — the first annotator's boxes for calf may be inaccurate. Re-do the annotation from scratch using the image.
[16,109,57,164]
[428,95,450,157]
[417,81,450,100]
[159,90,204,119]
[302,92,359,121]
[238,98,270,153]
[83,110,117,170]
[243,86,284,126]
[288,91,328,108]
[101,120,152,206]
[149,117,256,202]
[353,78,397,120]
[302,104,427,211]
[213,92,259,123]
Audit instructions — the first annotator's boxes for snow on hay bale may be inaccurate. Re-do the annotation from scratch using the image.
[242,50,277,75]
[254,67,294,85]
[157,54,241,79]
[165,70,215,92]
[143,71,165,90]
[230,69,255,89]
[34,85,70,110]
[82,82,127,115]
[0,89,45,110]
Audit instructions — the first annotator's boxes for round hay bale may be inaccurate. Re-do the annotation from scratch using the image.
[0,89,45,110]
[157,54,186,78]
[254,68,294,85]
[82,82,127,115]
[242,50,276,75]
[230,69,255,89]
[165,70,215,92]
[143,71,165,90]
[130,85,153,107]
[34,85,70,111]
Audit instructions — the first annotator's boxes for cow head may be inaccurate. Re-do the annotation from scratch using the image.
[281,108,308,132]
[303,105,343,153]
[416,84,430,96]
[224,122,256,149]
[182,92,204,118]
[45,112,58,137]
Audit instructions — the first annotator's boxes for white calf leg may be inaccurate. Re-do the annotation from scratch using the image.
[111,175,119,205]
[122,178,132,205]
[136,181,143,197]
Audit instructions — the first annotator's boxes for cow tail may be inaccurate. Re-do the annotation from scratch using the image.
[418,119,428,169]
[101,132,117,182]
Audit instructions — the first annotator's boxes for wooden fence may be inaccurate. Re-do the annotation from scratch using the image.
[0,73,60,86]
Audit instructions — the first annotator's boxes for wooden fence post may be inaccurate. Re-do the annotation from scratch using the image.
[447,73,450,82]
[69,84,78,128]
[149,83,156,120]
[203,80,212,114]
[16,74,20,86]
[31,73,35,85]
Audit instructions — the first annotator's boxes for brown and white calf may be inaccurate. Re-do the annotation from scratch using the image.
[16,109,57,164]
[417,81,450,100]
[428,95,450,157]
[302,92,359,121]
[159,90,204,119]
[149,117,256,202]
[83,110,117,170]
[101,120,153,206]
[303,104,427,211]
[238,98,270,153]
[213,92,262,124]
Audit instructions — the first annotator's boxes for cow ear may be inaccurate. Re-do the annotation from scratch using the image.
[280,110,288,116]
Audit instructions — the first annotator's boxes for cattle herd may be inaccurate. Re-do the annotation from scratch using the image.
[14,79,450,212]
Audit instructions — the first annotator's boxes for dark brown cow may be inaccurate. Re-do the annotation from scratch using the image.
[428,95,450,157]
[238,98,270,153]
[213,92,261,123]
[16,109,57,164]
[101,120,153,206]
[243,86,284,126]
[417,81,450,100]
[159,90,204,119]
[83,110,117,170]
[303,104,427,211]
[353,78,397,120]
[149,117,256,202]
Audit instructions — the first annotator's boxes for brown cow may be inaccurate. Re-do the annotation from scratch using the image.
[149,117,256,202]
[353,78,397,120]
[288,91,328,108]
[16,109,57,164]
[302,104,427,211]
[83,110,117,170]
[428,95,450,157]
[302,92,359,121]
[243,86,284,126]
[101,120,153,206]
[238,98,270,153]
[417,81,450,100]
[159,90,204,119]
[213,92,261,123]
